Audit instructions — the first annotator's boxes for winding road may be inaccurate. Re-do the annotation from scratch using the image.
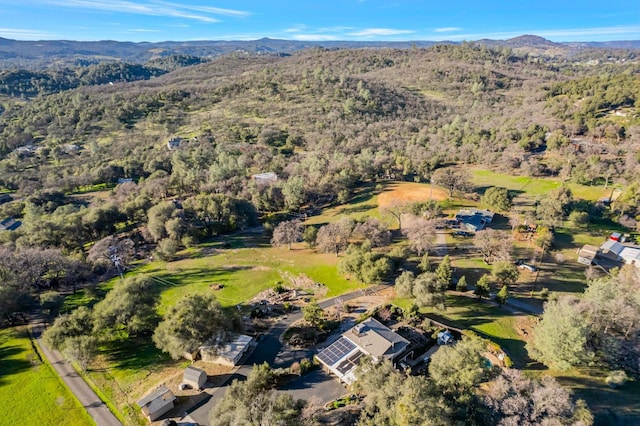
[30,320,121,426]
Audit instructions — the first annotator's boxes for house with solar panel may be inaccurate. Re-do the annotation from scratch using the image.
[315,317,410,385]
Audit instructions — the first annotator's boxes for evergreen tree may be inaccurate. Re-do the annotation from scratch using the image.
[474,275,491,299]
[456,275,468,292]
[435,255,453,287]
[496,285,510,307]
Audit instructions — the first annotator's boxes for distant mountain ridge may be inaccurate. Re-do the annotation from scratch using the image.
[0,35,639,69]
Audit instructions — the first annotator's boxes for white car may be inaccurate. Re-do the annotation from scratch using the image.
[518,264,537,272]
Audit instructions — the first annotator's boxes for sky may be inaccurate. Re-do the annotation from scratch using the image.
[1,0,639,43]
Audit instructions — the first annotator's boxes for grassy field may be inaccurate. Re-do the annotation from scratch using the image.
[470,169,610,201]
[51,173,631,424]
[0,327,94,426]
[306,181,448,227]
[140,240,366,311]
[66,234,368,424]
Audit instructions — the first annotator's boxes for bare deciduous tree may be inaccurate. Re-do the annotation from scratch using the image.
[315,218,354,256]
[402,216,436,256]
[270,219,303,250]
[474,229,512,264]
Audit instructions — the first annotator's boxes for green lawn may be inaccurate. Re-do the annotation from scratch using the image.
[395,295,529,368]
[305,182,383,226]
[470,169,609,201]
[0,327,94,426]
[138,243,366,311]
[83,337,178,426]
[59,234,368,424]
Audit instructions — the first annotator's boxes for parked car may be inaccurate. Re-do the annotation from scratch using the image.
[518,263,537,272]
[452,230,473,238]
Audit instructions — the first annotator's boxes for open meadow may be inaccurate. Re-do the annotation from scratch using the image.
[0,327,94,426]
[306,181,447,227]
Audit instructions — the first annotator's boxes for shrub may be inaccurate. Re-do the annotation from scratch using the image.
[503,355,514,368]
[155,238,177,260]
[300,358,316,374]
[606,370,628,388]
[289,361,301,375]
[181,234,197,248]
[273,281,286,294]
[540,287,550,300]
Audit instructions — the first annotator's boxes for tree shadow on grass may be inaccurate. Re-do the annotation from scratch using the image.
[425,296,532,366]
[156,266,254,288]
[340,205,376,215]
[102,337,172,372]
[553,230,575,249]
[557,372,640,426]
[0,345,31,386]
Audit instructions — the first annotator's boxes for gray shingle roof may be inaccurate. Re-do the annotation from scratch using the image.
[136,385,175,408]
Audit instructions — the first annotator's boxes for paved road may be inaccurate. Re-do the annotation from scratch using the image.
[183,285,388,425]
[30,320,122,426]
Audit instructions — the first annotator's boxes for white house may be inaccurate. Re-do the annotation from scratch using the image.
[316,318,410,385]
[619,246,640,267]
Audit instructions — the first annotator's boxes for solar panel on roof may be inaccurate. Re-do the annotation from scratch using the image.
[317,337,356,366]
[336,350,364,375]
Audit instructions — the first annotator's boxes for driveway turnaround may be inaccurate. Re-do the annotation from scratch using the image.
[31,320,122,426]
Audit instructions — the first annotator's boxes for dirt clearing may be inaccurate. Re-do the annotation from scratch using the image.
[377,182,448,208]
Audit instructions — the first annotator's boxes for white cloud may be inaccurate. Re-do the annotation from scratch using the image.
[291,34,341,41]
[284,25,306,33]
[318,26,354,33]
[348,28,415,37]
[434,27,462,33]
[43,0,250,24]
[154,2,250,17]
[0,28,56,39]
[129,28,161,32]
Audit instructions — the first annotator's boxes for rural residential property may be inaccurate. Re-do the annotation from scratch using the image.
[1,3,640,426]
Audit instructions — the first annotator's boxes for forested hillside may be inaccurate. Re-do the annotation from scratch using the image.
[0,44,638,193]
[1,40,640,425]
[0,41,639,312]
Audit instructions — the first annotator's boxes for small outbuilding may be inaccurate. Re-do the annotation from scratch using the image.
[183,366,207,390]
[136,385,176,422]
[577,245,598,265]
[200,334,256,366]
[251,172,278,184]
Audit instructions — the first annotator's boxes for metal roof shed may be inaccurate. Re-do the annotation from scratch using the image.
[183,366,207,390]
